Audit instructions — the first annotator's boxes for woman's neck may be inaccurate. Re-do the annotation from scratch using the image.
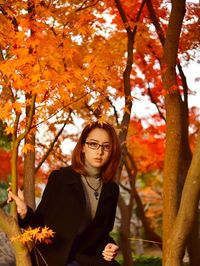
[84,160,101,178]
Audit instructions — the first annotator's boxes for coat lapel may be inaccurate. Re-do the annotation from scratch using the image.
[60,166,86,203]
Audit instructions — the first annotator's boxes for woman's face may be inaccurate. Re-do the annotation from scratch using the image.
[82,127,112,169]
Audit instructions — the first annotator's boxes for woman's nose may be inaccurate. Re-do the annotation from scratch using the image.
[98,146,104,154]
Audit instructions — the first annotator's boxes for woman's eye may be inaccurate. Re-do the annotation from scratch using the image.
[90,142,98,148]
[104,145,110,150]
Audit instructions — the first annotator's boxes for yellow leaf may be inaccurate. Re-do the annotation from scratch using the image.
[12,102,23,113]
[4,126,14,135]
[122,105,131,115]
[11,226,55,244]
[22,143,35,154]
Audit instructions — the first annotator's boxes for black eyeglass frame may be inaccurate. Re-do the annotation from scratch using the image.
[85,141,111,152]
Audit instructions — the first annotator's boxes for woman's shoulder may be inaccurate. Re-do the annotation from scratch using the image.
[104,181,119,194]
[50,165,77,175]
[49,165,81,184]
[59,165,80,176]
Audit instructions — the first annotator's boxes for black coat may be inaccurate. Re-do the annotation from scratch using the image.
[20,166,120,266]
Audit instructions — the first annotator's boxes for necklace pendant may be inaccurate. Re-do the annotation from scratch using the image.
[94,191,99,200]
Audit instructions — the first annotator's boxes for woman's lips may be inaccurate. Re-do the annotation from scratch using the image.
[94,158,102,162]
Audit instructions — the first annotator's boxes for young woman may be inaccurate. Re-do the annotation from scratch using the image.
[8,121,121,266]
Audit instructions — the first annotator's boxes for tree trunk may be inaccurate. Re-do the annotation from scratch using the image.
[165,128,200,266]
[161,0,186,264]
[187,212,200,266]
[163,92,182,261]
[147,1,199,263]
[24,93,36,210]
[113,1,136,264]
[0,209,31,266]
[24,136,36,210]
[118,195,134,266]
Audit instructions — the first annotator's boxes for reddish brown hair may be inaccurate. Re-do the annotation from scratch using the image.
[71,121,121,182]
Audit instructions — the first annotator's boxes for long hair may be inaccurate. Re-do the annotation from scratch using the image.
[71,121,121,182]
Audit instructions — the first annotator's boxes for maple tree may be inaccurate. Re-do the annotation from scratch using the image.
[160,1,199,265]
[101,1,199,265]
[0,0,199,266]
[0,1,129,264]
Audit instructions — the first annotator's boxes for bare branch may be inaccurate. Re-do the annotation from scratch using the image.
[35,111,72,173]
[147,85,166,121]
[33,92,89,128]
[76,0,100,12]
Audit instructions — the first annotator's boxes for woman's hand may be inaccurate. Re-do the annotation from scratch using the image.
[102,243,119,261]
[7,187,28,219]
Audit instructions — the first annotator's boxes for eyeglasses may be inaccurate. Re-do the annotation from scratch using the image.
[85,141,111,152]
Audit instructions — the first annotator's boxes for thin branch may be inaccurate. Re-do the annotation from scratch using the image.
[76,0,100,12]
[13,112,21,142]
[105,96,120,126]
[16,94,36,146]
[35,112,72,173]
[84,101,101,119]
[33,92,89,128]
[114,0,132,33]
[119,182,131,193]
[146,0,165,46]
[129,237,162,245]
[147,85,166,121]
[177,63,189,105]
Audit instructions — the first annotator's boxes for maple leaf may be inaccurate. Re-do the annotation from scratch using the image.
[12,102,23,113]
[4,126,14,135]
[22,143,35,154]
[97,115,110,125]
[121,105,131,115]
[11,226,55,245]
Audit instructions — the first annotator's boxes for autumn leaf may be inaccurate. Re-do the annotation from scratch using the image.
[22,143,35,154]
[4,126,14,135]
[12,102,23,113]
[11,226,55,245]
[122,105,131,115]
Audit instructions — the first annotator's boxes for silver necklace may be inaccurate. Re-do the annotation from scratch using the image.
[84,177,102,200]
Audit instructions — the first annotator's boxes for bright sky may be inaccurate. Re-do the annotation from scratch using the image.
[183,62,200,108]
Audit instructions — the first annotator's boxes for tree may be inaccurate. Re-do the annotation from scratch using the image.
[0,1,115,264]
[0,1,199,265]
[0,0,135,264]
[161,0,200,265]
[101,1,199,265]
